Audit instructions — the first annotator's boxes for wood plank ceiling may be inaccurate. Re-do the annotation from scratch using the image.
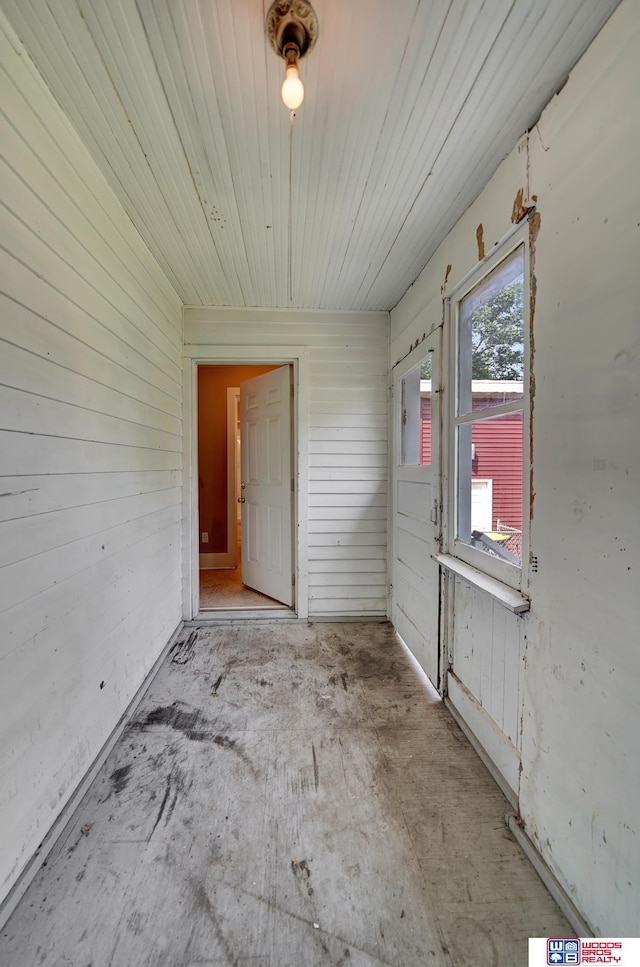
[3,0,619,311]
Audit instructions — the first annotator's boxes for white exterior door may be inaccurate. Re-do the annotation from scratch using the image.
[390,332,441,686]
[240,366,293,606]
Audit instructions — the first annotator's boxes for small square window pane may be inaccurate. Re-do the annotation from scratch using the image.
[401,356,432,466]
[458,246,525,416]
[457,411,523,566]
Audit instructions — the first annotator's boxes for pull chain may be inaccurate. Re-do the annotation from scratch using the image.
[288,109,295,303]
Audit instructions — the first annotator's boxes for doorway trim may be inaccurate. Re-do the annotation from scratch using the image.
[199,386,239,570]
[182,345,310,621]
[227,386,240,566]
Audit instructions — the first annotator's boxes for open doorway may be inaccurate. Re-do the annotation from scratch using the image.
[197,363,295,612]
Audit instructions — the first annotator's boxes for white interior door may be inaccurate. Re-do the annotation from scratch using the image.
[391,332,441,686]
[240,366,293,606]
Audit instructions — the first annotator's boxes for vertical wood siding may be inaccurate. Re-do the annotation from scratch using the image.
[451,581,525,755]
[0,17,183,904]
[184,309,389,617]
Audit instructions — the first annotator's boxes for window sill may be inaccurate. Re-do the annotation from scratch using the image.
[432,553,530,614]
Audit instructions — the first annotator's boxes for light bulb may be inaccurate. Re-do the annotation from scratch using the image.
[281,64,304,110]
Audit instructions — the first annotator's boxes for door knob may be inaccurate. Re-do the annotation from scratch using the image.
[237,496,245,503]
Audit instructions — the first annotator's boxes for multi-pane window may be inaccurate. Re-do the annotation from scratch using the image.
[454,244,526,575]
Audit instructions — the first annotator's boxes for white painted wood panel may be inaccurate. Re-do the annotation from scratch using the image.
[0,16,182,909]
[450,579,525,754]
[307,546,386,562]
[0,385,181,452]
[0,0,619,311]
[1,431,181,476]
[0,470,182,523]
[0,184,180,379]
[2,559,182,720]
[0,485,180,564]
[0,335,181,429]
[184,308,388,618]
[0,287,180,416]
[517,4,640,935]
[389,1,639,934]
[1,525,179,657]
[1,581,180,905]
[390,334,442,687]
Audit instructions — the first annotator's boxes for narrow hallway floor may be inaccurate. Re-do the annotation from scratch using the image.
[0,622,569,966]
[200,565,284,610]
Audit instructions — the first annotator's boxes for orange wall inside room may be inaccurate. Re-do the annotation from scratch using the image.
[198,365,277,555]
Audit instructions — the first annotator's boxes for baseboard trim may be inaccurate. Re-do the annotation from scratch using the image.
[505,813,594,938]
[308,614,388,623]
[190,613,388,625]
[199,553,235,569]
[193,608,298,623]
[0,619,184,932]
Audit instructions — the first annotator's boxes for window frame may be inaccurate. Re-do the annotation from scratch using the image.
[444,222,531,591]
[396,344,436,470]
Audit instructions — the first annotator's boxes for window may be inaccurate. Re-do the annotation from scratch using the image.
[450,239,528,585]
[400,351,433,466]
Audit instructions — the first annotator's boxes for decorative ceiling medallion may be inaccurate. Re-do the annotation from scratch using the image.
[265,0,319,60]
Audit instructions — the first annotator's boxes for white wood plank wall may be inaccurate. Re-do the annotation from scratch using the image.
[447,580,525,794]
[184,308,389,617]
[452,583,524,754]
[0,15,183,905]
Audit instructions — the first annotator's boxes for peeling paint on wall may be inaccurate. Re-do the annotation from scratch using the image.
[441,263,452,293]
[391,3,640,933]
[528,211,542,521]
[511,187,537,224]
[393,327,441,369]
[476,224,485,261]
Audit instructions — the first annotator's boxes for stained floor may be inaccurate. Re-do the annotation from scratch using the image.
[0,623,569,966]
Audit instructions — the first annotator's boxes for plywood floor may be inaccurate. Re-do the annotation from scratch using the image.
[0,623,569,966]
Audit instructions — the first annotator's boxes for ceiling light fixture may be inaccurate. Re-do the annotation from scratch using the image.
[266,0,318,111]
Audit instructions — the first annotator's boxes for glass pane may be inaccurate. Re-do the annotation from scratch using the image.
[458,246,525,416]
[401,355,432,466]
[457,411,524,566]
